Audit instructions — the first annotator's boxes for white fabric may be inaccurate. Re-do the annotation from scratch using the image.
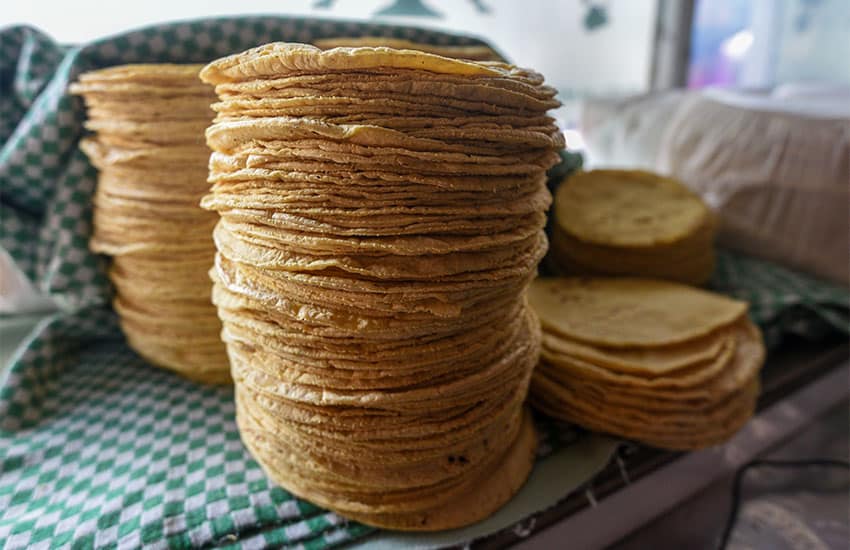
[580,88,850,285]
[579,91,684,171]
[704,86,850,119]
[658,94,849,284]
[0,247,57,314]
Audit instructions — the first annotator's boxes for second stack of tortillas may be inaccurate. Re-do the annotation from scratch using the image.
[71,65,230,384]
[529,277,764,450]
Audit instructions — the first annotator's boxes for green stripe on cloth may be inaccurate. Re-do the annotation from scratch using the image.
[711,249,849,341]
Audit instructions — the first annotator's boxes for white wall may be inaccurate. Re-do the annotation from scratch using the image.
[775,0,850,85]
[2,0,658,99]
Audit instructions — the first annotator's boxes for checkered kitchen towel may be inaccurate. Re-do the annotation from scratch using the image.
[1,19,848,550]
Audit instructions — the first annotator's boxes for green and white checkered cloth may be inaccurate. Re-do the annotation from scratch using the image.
[1,19,848,550]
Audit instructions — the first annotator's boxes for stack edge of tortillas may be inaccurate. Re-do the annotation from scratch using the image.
[199,43,564,530]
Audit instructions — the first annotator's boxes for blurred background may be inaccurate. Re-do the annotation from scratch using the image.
[5,0,850,149]
[3,0,848,289]
[2,0,848,288]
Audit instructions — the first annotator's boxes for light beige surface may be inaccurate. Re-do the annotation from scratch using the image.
[349,433,618,549]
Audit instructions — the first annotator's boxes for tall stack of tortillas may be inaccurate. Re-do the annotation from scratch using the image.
[528,278,765,450]
[71,65,230,384]
[199,43,563,529]
[549,170,717,285]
